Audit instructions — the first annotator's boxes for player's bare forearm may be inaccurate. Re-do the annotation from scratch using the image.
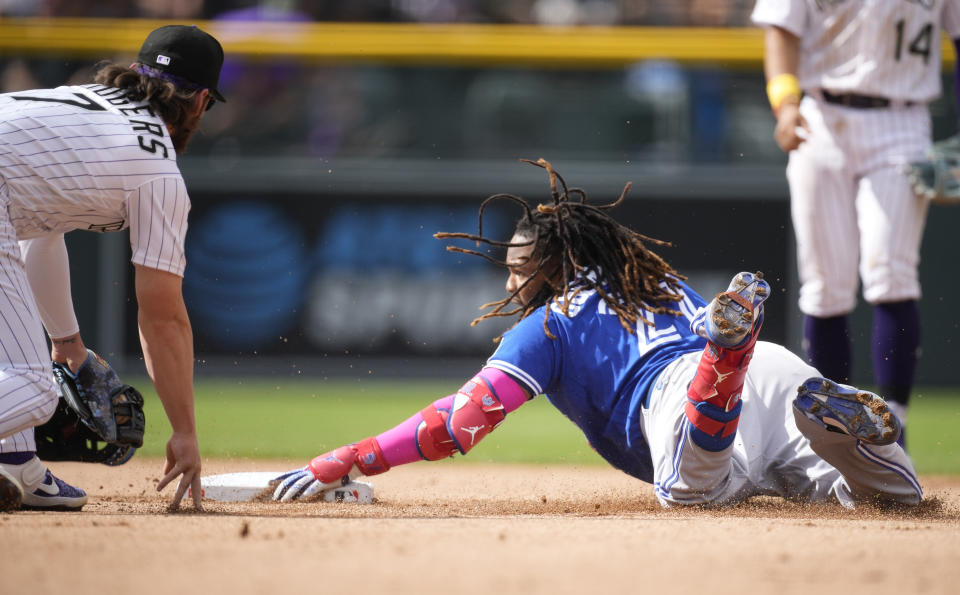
[763,26,800,81]
[134,265,197,435]
[135,264,201,509]
[138,314,196,433]
[763,26,801,114]
[764,27,807,151]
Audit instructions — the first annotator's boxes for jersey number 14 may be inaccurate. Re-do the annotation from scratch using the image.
[894,20,933,64]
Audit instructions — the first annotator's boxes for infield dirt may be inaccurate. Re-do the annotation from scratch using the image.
[3,458,959,595]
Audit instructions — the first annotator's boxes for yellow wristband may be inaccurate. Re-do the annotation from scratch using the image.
[766,73,801,112]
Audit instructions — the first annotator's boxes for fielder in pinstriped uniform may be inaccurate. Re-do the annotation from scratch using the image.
[271,160,921,510]
[753,0,960,444]
[0,25,226,512]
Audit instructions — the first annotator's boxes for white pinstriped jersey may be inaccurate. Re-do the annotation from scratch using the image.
[752,0,960,102]
[0,84,190,276]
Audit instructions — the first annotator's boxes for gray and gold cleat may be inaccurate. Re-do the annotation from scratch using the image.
[692,271,770,349]
[794,377,902,446]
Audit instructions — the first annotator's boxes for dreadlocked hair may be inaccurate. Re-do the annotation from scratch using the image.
[435,158,686,340]
[92,62,202,130]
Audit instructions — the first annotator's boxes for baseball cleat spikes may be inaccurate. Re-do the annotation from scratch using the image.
[693,271,770,349]
[0,467,23,512]
[794,377,902,446]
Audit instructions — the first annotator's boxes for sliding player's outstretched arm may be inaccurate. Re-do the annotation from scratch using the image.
[272,368,529,501]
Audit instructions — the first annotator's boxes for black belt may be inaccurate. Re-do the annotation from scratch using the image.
[820,89,914,109]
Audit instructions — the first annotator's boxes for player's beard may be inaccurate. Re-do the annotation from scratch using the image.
[516,262,562,309]
[170,112,202,154]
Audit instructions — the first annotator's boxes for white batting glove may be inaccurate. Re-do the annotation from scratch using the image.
[271,467,339,502]
[272,439,390,502]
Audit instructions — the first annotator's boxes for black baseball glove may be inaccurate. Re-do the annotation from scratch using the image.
[35,351,146,466]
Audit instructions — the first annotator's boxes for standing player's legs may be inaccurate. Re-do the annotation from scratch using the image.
[788,97,860,383]
[0,187,86,510]
[853,106,931,442]
[870,300,919,436]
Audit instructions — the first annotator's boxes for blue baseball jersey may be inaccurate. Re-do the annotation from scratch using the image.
[486,280,707,483]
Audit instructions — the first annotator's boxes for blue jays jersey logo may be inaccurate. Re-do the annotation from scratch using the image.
[549,287,593,317]
[595,285,703,358]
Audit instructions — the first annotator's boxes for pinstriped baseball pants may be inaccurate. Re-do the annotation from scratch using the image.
[0,179,58,453]
[787,95,931,317]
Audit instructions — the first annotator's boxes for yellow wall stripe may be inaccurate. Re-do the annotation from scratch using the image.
[0,17,954,68]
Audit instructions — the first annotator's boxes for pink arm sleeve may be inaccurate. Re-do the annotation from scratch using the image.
[375,367,530,467]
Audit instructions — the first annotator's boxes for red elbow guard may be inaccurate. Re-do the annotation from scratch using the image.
[416,405,457,460]
[447,376,506,454]
[415,375,506,460]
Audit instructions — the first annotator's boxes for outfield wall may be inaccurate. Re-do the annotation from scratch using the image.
[63,155,960,386]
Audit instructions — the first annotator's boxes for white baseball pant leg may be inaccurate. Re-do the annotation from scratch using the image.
[787,96,861,316]
[787,96,930,316]
[0,180,58,452]
[851,105,930,304]
[792,409,922,505]
[645,342,857,508]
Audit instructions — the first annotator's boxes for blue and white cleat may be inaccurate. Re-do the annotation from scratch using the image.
[0,455,87,511]
[794,377,902,446]
[692,271,770,349]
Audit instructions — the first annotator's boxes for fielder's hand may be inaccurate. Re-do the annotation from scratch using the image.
[774,102,809,152]
[157,431,202,511]
[55,350,146,447]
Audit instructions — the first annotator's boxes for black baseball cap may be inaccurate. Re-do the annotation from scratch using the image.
[137,25,226,102]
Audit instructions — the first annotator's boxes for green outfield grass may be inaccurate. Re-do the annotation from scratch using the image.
[908,388,960,474]
[132,377,960,475]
